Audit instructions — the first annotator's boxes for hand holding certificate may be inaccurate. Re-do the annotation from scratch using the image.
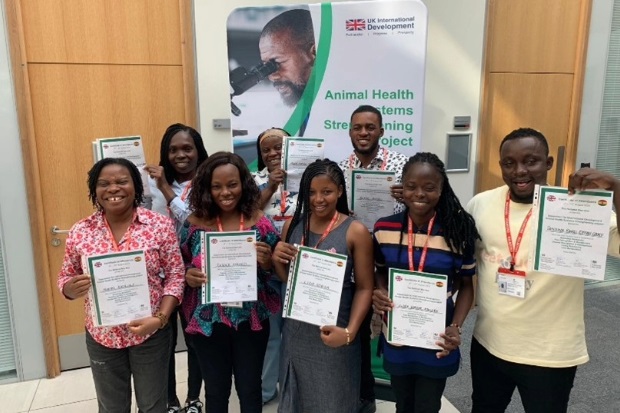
[282,246,347,327]
[387,268,447,350]
[86,250,152,327]
[349,170,396,231]
[529,185,614,280]
[201,231,258,304]
[281,137,325,192]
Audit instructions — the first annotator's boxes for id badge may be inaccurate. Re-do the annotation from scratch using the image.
[497,267,526,298]
[221,302,243,308]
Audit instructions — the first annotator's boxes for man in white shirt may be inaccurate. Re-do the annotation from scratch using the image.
[466,127,620,413]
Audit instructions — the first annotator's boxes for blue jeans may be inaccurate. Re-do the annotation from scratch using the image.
[86,326,172,413]
[192,320,270,413]
[471,337,577,413]
[262,279,284,402]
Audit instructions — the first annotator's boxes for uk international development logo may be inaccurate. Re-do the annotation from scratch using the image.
[346,19,366,31]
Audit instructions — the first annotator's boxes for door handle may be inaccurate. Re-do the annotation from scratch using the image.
[554,146,566,186]
[51,226,70,235]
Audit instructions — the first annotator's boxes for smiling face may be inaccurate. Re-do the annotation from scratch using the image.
[95,164,136,217]
[499,136,553,203]
[309,174,343,219]
[260,134,284,172]
[210,163,242,214]
[349,111,384,157]
[402,162,443,225]
[168,131,198,181]
[259,29,315,107]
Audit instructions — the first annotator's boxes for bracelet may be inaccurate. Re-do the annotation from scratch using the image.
[155,312,168,329]
[345,327,351,346]
[449,323,462,335]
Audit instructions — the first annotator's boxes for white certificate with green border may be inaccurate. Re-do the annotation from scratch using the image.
[87,250,151,327]
[282,245,347,326]
[201,231,257,304]
[387,268,446,349]
[95,135,150,196]
[529,185,613,280]
[281,137,325,192]
[350,170,396,231]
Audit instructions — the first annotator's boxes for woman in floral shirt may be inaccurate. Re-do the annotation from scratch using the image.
[181,152,280,413]
[58,158,185,413]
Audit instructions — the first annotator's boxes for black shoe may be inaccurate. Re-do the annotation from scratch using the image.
[359,399,377,413]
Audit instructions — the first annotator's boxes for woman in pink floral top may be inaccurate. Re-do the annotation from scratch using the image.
[181,152,280,413]
[58,158,185,413]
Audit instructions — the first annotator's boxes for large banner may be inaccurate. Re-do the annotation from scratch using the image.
[227,0,427,169]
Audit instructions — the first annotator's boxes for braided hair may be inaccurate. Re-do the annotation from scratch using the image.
[159,123,209,185]
[399,152,480,256]
[285,159,350,243]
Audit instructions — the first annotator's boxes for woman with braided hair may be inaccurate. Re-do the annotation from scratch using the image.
[272,159,374,413]
[372,152,481,413]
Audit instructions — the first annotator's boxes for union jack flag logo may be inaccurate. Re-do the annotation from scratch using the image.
[346,19,366,31]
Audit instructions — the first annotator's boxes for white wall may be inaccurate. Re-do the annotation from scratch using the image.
[576,0,614,167]
[0,3,46,381]
[193,0,487,203]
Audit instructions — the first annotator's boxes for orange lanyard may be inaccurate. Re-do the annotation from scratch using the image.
[179,182,192,202]
[103,212,134,252]
[407,214,436,272]
[301,212,339,248]
[216,214,245,231]
[504,191,532,271]
[349,148,388,171]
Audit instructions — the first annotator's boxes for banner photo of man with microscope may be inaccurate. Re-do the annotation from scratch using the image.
[226,0,428,169]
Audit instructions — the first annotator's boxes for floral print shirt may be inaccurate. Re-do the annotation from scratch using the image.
[57,207,185,349]
[180,215,281,336]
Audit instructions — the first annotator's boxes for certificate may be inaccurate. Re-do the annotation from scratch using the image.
[387,268,447,350]
[529,185,613,280]
[94,136,150,195]
[281,137,325,192]
[350,170,396,230]
[201,231,257,304]
[86,250,152,327]
[282,246,347,326]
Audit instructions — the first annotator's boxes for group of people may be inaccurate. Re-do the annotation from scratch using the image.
[57,105,620,413]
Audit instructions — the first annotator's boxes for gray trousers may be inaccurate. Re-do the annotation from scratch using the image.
[85,326,172,413]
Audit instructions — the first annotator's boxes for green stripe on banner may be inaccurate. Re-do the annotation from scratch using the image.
[284,3,333,135]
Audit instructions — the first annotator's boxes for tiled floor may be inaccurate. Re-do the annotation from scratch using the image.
[0,351,460,412]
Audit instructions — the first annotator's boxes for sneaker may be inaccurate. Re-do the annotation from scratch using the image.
[358,399,377,413]
[167,405,181,413]
[185,399,203,413]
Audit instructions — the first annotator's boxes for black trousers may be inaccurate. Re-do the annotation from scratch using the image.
[471,337,577,413]
[391,373,446,413]
[193,320,270,413]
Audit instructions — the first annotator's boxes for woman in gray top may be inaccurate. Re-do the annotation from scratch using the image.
[273,159,374,413]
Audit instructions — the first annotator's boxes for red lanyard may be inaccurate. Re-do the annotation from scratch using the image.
[280,189,289,216]
[504,191,532,270]
[216,214,245,231]
[349,147,388,171]
[179,182,192,202]
[407,214,436,272]
[103,212,135,252]
[301,212,340,248]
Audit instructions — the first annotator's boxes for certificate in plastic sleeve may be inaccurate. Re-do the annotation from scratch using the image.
[529,185,613,280]
[87,250,152,327]
[281,137,325,193]
[387,268,447,350]
[350,170,396,231]
[282,246,347,326]
[201,231,257,304]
